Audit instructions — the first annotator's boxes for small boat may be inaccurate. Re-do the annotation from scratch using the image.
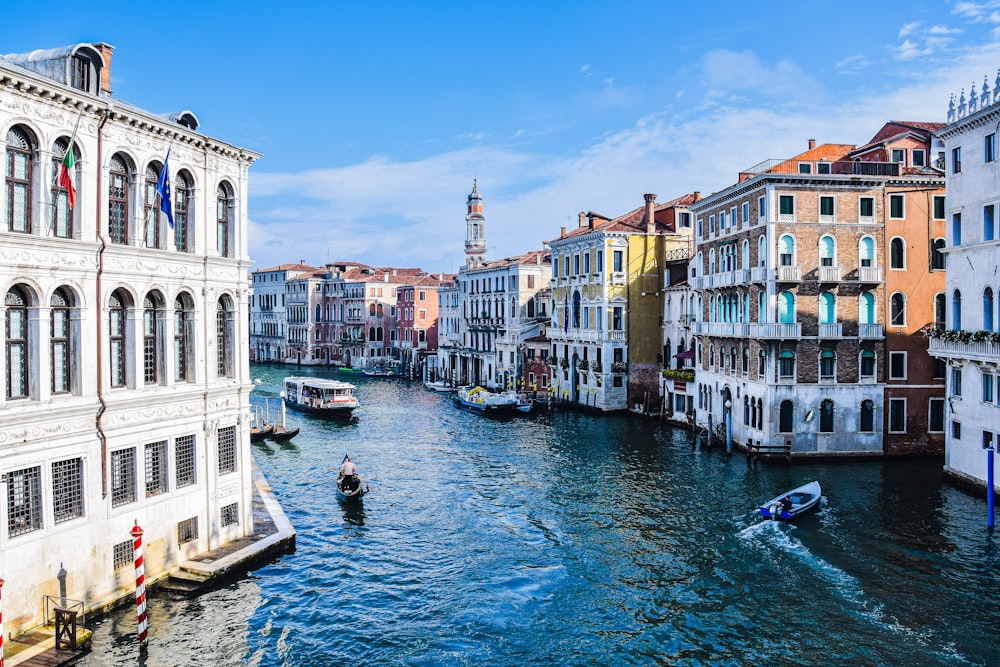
[267,395,300,442]
[250,406,272,442]
[758,481,822,521]
[362,366,396,377]
[454,386,519,416]
[336,455,367,500]
[338,366,363,375]
[282,376,360,419]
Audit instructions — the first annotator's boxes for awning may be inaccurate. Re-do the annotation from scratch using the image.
[674,350,695,359]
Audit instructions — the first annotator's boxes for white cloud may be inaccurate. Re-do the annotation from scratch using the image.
[835,54,869,73]
[954,1,1000,22]
[899,21,922,37]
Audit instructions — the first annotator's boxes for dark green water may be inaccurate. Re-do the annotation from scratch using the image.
[79,364,1000,666]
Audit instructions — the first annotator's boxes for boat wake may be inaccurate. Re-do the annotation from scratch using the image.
[737,517,972,665]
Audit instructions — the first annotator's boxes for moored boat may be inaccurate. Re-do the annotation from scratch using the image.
[267,394,300,441]
[758,481,822,521]
[424,380,458,392]
[282,376,360,419]
[250,406,272,442]
[454,386,519,416]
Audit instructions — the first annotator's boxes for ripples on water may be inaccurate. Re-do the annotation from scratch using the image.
[79,366,1000,666]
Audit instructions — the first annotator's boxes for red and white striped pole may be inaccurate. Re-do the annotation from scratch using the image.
[130,521,148,648]
[1,577,6,667]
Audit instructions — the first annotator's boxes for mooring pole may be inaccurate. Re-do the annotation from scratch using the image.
[989,446,995,529]
[131,521,148,649]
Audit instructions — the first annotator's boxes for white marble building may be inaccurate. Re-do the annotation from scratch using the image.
[0,43,259,635]
[931,75,1000,494]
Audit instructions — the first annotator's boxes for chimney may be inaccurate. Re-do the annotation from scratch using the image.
[560,226,566,238]
[94,42,115,95]
[644,194,657,234]
[693,191,701,202]
[808,139,816,150]
[578,212,586,228]
[300,259,305,265]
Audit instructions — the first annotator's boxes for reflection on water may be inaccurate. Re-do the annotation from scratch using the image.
[77,364,1000,666]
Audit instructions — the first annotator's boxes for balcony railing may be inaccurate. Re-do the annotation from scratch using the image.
[818,266,841,282]
[929,336,1000,363]
[750,266,769,282]
[748,322,802,339]
[776,266,801,282]
[818,323,842,338]
[858,323,884,339]
[857,266,883,283]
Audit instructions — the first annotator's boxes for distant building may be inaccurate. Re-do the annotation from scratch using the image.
[0,43,259,635]
[931,77,1000,493]
[249,261,320,362]
[397,275,453,378]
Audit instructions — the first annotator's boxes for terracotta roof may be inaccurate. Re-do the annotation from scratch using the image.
[468,249,551,271]
[253,263,322,273]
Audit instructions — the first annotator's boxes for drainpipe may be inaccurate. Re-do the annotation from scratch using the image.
[96,105,112,498]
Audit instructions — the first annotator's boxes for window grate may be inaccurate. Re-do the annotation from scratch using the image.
[178,517,198,544]
[110,448,136,507]
[7,465,42,537]
[218,425,236,474]
[221,502,239,527]
[145,440,168,497]
[52,458,84,523]
[113,539,132,570]
[175,434,196,488]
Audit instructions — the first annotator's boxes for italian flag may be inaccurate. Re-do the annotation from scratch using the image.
[58,147,76,209]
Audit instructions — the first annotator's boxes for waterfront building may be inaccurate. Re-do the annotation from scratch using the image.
[249,261,319,362]
[931,76,1000,493]
[285,268,326,365]
[0,43,260,635]
[660,203,698,420]
[396,275,452,378]
[435,278,462,383]
[438,182,551,388]
[691,130,944,456]
[548,193,698,411]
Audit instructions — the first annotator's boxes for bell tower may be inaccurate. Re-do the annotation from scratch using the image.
[464,179,487,268]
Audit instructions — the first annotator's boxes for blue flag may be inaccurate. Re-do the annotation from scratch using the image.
[157,149,174,228]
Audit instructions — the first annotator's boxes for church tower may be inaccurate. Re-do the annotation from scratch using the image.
[464,179,487,268]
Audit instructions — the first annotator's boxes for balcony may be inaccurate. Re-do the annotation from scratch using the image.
[750,266,769,283]
[748,322,802,339]
[818,323,842,338]
[611,272,627,285]
[817,266,841,283]
[929,335,1000,363]
[857,266,883,283]
[776,266,801,282]
[858,323,884,339]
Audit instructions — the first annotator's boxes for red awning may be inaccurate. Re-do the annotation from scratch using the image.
[674,350,695,359]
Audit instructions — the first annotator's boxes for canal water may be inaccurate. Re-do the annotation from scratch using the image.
[79,365,999,666]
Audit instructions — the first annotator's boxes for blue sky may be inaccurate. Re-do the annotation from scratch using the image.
[5,1,1000,272]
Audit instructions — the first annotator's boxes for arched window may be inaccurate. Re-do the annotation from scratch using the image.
[6,127,33,233]
[758,349,766,378]
[890,292,906,327]
[51,288,73,394]
[315,304,322,323]
[368,326,376,341]
[527,299,535,318]
[819,292,835,324]
[744,395,750,425]
[859,292,875,325]
[742,347,749,374]
[985,288,995,331]
[369,303,376,316]
[51,137,78,238]
[757,235,767,267]
[742,239,750,269]
[377,303,384,317]
[174,293,193,382]
[174,171,192,252]
[108,154,130,244]
[820,399,835,433]
[5,285,30,398]
[934,293,946,329]
[144,162,164,249]
[572,291,581,328]
[890,237,905,269]
[778,291,795,323]
[376,327,384,342]
[820,350,836,380]
[779,400,794,433]
[709,249,716,274]
[931,238,946,270]
[860,350,876,378]
[109,289,128,387]
[143,292,161,384]
[217,296,234,378]
[818,235,835,267]
[779,349,795,380]
[758,291,766,323]
[778,235,795,266]
[953,290,962,329]
[860,399,875,432]
[859,237,875,267]
[217,182,233,257]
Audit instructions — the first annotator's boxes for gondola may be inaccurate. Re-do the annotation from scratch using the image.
[266,395,301,442]
[336,454,368,500]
